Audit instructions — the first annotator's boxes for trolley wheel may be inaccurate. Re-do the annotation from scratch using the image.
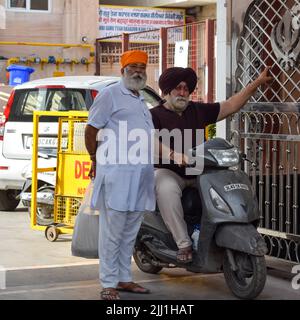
[45,226,60,242]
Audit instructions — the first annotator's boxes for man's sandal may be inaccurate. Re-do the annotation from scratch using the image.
[117,282,150,294]
[100,288,120,300]
[176,246,193,263]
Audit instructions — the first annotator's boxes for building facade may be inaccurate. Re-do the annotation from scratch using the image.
[0,0,99,81]
[0,0,216,82]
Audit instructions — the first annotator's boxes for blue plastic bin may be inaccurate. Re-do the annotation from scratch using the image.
[6,65,35,86]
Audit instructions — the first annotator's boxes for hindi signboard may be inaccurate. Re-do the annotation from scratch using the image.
[99,5,185,43]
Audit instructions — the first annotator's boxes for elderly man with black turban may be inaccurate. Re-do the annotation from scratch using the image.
[150,66,272,263]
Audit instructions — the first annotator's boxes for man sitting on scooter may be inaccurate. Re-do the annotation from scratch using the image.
[150,66,272,263]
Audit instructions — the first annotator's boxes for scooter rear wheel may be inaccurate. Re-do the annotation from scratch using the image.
[133,246,163,274]
[223,250,266,300]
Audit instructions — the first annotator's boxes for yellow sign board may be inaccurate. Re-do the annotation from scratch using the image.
[56,153,91,198]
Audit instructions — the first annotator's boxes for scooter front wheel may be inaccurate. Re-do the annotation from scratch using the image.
[223,250,266,300]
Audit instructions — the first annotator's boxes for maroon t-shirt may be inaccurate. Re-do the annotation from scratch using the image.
[150,101,220,178]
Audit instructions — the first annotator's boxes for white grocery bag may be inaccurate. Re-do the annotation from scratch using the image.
[71,182,99,258]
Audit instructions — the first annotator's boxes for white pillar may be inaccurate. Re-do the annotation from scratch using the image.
[216,0,229,139]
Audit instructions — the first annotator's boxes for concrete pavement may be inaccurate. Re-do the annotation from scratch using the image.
[0,206,299,300]
[0,263,299,300]
[0,207,92,268]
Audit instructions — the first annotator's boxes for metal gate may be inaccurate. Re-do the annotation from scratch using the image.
[96,20,216,103]
[230,0,300,262]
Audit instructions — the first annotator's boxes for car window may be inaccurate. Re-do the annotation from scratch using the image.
[20,89,88,114]
[22,90,47,115]
[10,88,93,121]
[47,91,87,111]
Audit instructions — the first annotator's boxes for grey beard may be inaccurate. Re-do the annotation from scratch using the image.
[123,75,147,91]
[168,96,189,111]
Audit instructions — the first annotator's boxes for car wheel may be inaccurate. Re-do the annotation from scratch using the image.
[27,187,54,226]
[0,190,20,211]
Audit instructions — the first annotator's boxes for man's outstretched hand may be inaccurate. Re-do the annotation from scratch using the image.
[256,66,273,86]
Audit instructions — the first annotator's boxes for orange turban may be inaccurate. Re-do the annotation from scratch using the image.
[120,50,148,69]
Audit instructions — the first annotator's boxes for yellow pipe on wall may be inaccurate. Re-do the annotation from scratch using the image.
[0,41,94,52]
[0,41,95,65]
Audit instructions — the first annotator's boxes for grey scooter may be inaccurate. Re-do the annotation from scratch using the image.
[133,138,268,300]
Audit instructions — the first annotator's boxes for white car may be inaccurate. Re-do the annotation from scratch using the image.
[0,76,162,213]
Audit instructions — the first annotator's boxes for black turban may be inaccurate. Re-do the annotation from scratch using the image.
[158,67,198,95]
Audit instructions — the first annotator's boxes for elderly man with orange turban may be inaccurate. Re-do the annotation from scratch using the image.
[85,50,154,300]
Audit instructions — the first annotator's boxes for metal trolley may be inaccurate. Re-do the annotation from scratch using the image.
[30,111,90,241]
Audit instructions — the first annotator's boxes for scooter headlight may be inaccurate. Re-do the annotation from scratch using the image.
[209,188,232,214]
[208,147,240,167]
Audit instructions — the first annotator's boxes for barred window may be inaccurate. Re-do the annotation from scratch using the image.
[7,0,49,11]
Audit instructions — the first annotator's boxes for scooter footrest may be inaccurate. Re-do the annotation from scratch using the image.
[144,241,177,261]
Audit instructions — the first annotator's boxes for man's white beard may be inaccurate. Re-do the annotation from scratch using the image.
[123,71,147,91]
[167,95,189,112]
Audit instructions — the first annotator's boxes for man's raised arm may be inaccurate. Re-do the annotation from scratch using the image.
[217,67,273,122]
